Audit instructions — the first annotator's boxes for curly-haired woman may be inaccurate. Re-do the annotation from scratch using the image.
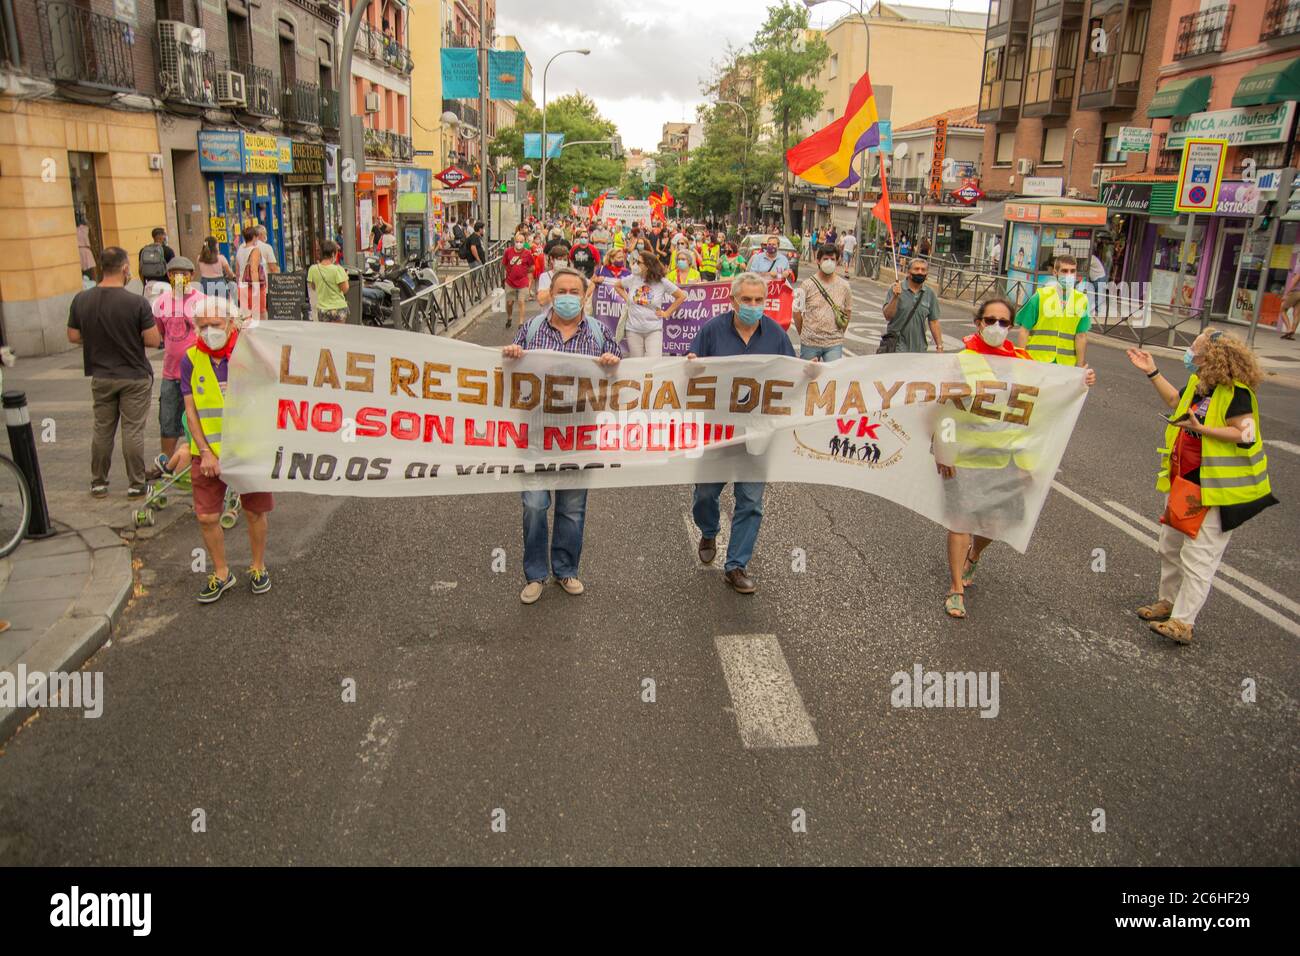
[1126,331,1279,644]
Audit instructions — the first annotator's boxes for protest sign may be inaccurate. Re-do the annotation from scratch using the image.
[222,323,1090,551]
[592,279,793,353]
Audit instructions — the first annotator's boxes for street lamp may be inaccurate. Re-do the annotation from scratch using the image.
[717,99,749,227]
[540,48,590,219]
[805,0,871,252]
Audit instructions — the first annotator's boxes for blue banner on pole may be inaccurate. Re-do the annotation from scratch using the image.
[489,49,525,101]
[523,132,565,159]
[870,119,893,155]
[441,48,480,99]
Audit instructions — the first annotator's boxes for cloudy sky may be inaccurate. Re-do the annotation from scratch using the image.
[496,0,993,152]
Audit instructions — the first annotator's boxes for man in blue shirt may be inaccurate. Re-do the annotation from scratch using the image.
[687,272,796,594]
[746,234,792,282]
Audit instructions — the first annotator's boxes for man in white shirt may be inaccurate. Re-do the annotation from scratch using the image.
[840,231,858,276]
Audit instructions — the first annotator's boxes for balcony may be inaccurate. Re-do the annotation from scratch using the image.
[157,35,217,107]
[282,80,321,126]
[1174,4,1233,60]
[442,99,480,130]
[363,128,413,164]
[1262,0,1300,40]
[37,1,135,92]
[361,23,413,74]
[320,88,340,129]
[230,61,279,117]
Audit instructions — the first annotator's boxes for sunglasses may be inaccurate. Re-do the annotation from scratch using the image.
[980,317,1013,328]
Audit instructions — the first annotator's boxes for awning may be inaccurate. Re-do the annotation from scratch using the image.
[1147,75,1212,118]
[959,201,1005,233]
[1232,57,1300,107]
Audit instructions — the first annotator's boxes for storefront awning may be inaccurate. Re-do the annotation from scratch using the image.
[1147,75,1212,118]
[1232,57,1300,108]
[959,201,1005,233]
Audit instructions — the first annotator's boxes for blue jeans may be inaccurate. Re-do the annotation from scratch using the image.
[800,343,844,362]
[693,482,765,572]
[521,489,588,582]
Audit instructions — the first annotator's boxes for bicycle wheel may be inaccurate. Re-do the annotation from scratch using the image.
[0,455,31,558]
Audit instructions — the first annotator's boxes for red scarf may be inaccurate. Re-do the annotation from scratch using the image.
[962,332,1029,360]
[196,326,239,362]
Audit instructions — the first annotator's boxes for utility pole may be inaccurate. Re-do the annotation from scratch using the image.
[339,0,373,269]
[477,0,489,236]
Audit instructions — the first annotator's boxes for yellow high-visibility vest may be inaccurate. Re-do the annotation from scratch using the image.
[950,349,1039,471]
[187,346,225,457]
[1026,284,1088,366]
[699,243,720,272]
[667,266,700,285]
[1157,376,1271,507]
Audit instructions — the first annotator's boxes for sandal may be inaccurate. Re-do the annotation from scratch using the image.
[1150,618,1193,644]
[1136,599,1173,621]
[961,547,979,588]
[944,592,966,619]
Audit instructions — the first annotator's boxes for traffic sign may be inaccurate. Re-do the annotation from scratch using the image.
[1174,138,1228,214]
[435,166,471,188]
[952,181,984,204]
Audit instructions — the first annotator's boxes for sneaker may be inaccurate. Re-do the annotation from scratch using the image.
[249,567,272,595]
[90,482,109,498]
[197,571,236,604]
[520,580,545,604]
[154,453,173,476]
[126,483,148,499]
[557,576,585,596]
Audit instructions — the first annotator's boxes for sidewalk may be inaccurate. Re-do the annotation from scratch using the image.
[862,276,1300,389]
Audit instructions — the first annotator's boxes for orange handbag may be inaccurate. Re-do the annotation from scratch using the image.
[1160,435,1208,538]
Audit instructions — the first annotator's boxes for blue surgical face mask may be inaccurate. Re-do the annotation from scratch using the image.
[737,303,764,325]
[553,294,582,319]
[1182,348,1198,372]
[1059,274,1077,290]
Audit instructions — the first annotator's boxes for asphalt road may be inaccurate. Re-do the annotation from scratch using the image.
[1,278,1296,866]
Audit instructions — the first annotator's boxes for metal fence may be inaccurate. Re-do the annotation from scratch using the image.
[392,240,507,336]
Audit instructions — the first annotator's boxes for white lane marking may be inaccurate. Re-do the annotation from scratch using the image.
[844,328,875,343]
[683,510,731,573]
[1052,481,1300,637]
[714,634,819,749]
[1102,499,1300,618]
[1265,439,1300,456]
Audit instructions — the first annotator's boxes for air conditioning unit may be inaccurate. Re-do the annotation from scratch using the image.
[216,70,247,108]
[158,21,205,51]
[1090,167,1103,189]
[1015,157,1034,175]
[364,91,381,113]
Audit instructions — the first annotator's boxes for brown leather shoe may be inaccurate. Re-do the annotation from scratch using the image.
[698,537,717,564]
[724,567,756,594]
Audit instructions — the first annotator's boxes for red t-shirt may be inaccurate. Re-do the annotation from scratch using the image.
[503,248,535,288]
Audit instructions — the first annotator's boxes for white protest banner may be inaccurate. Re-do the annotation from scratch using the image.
[223,323,1090,551]
[601,199,651,226]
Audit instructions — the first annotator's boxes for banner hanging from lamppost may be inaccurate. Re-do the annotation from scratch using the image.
[441,48,480,98]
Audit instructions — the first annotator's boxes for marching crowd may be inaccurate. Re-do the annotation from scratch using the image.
[59,212,1278,648]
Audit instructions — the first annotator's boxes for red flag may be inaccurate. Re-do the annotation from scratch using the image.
[661,188,675,207]
[872,162,893,239]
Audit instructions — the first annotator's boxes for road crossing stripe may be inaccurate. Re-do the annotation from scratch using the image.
[683,510,730,573]
[1265,440,1300,455]
[1051,481,1300,638]
[1101,499,1300,619]
[714,634,819,749]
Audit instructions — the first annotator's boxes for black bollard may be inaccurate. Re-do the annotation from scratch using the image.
[2,390,54,539]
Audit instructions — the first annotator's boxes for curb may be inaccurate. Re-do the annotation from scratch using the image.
[0,527,134,742]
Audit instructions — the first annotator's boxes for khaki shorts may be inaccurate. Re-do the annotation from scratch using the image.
[504,286,529,304]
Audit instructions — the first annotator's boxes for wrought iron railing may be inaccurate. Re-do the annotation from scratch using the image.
[281,79,320,125]
[38,1,135,92]
[157,36,217,107]
[231,60,279,117]
[1174,4,1233,59]
[320,87,340,129]
[1262,0,1300,39]
[363,128,413,163]
[396,240,508,335]
[360,23,412,73]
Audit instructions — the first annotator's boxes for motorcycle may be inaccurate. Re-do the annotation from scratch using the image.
[392,254,441,332]
[360,254,399,328]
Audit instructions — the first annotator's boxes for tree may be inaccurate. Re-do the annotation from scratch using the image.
[752,2,830,232]
[489,93,624,215]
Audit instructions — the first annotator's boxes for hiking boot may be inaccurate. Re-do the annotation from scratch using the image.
[724,567,756,594]
[557,576,584,596]
[249,568,272,595]
[520,581,544,605]
[198,571,236,604]
[698,536,717,564]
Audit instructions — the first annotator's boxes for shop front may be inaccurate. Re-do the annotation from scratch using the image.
[1002,198,1108,292]
[356,170,398,251]
[197,130,291,266]
[282,140,330,272]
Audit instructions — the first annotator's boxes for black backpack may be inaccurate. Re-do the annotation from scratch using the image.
[459,234,473,261]
[139,243,167,281]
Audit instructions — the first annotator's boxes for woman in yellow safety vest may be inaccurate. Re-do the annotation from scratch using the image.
[937,298,1096,620]
[1127,331,1278,644]
[667,249,700,285]
[698,233,721,280]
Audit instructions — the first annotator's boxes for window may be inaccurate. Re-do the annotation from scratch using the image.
[68,151,103,280]
[1101,122,1123,163]
[1055,28,1078,101]
[279,22,296,86]
[981,44,1005,110]
[828,54,838,79]
[155,0,195,24]
[1042,126,1066,164]
[227,10,251,65]
[1025,29,1056,104]
[1118,7,1149,86]
[995,131,1015,165]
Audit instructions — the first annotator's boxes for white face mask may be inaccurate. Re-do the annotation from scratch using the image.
[819,259,837,275]
[200,325,228,350]
[979,322,1009,348]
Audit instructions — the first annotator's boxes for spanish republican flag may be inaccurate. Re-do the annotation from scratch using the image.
[785,71,881,187]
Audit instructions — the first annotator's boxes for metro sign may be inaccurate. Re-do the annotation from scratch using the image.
[952,181,984,205]
[435,166,470,188]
